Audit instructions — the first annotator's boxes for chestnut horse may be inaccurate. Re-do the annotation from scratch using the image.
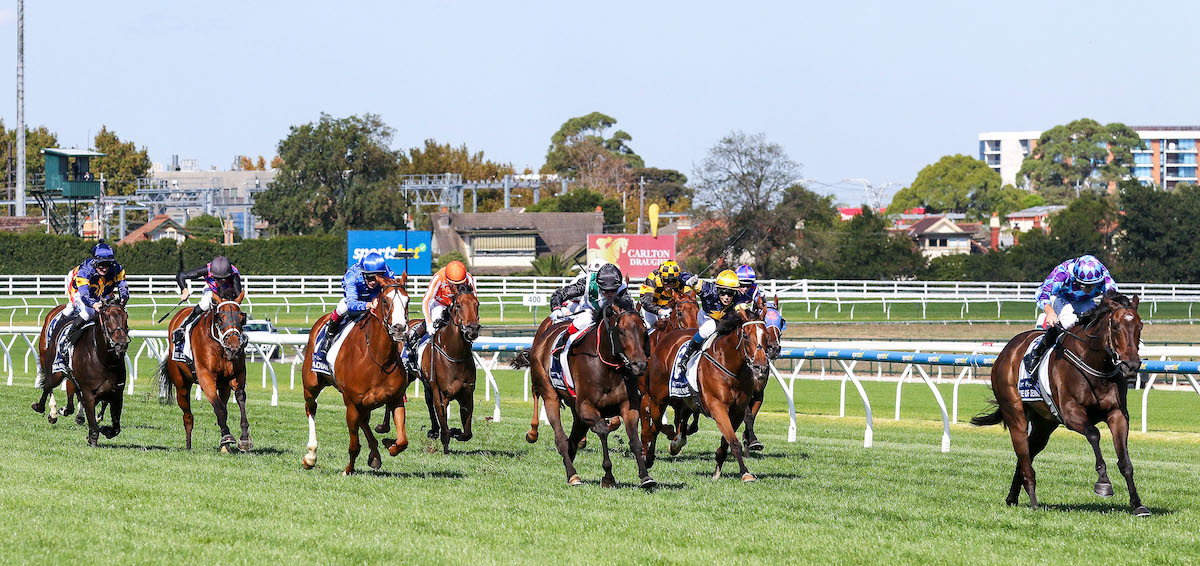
[641,307,770,482]
[972,292,1149,516]
[512,304,656,488]
[159,294,251,451]
[31,300,130,446]
[742,297,784,451]
[301,274,411,475]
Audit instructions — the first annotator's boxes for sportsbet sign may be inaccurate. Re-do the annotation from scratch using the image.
[347,231,433,275]
[587,234,676,279]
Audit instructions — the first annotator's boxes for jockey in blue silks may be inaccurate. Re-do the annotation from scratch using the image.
[311,252,394,374]
[676,269,753,376]
[1024,254,1118,371]
[53,241,130,373]
[736,264,764,303]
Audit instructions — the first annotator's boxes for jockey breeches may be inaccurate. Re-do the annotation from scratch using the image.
[61,290,96,321]
[641,308,659,330]
[1036,296,1098,329]
[692,311,718,344]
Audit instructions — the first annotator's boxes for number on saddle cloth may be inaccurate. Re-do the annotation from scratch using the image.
[548,329,576,396]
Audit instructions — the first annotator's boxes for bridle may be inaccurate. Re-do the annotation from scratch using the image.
[364,282,408,371]
[1060,305,1139,381]
[94,302,130,357]
[430,290,479,365]
[209,300,248,357]
[593,305,645,375]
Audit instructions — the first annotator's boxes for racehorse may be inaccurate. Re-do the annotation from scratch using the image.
[400,291,481,453]
[301,274,411,475]
[641,306,770,482]
[742,296,783,451]
[159,292,252,452]
[971,292,1149,516]
[31,299,130,446]
[512,304,656,488]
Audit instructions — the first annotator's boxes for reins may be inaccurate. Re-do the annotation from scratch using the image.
[702,319,767,380]
[1058,305,1136,381]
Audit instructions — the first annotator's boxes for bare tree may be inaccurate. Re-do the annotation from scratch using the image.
[694,131,801,213]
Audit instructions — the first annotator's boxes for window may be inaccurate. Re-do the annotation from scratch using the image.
[1179,139,1196,150]
[470,234,536,255]
[1133,167,1153,178]
[1134,153,1152,165]
[1020,139,1031,154]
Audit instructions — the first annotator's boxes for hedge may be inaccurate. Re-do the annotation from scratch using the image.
[0,233,348,275]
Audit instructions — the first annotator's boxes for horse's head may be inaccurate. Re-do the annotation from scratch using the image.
[451,292,481,342]
[669,289,700,330]
[727,306,770,381]
[763,298,784,360]
[97,300,130,357]
[1101,293,1142,378]
[375,272,410,343]
[213,300,248,360]
[605,305,650,378]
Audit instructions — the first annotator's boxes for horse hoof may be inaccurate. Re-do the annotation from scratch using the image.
[100,426,120,439]
[1094,482,1114,497]
[31,402,44,414]
[567,475,583,486]
[220,445,230,454]
[374,422,389,434]
[449,428,463,439]
[747,440,764,452]
[577,437,588,450]
[1133,506,1151,517]
[302,453,317,470]
[640,476,657,489]
[525,430,539,443]
[426,428,439,439]
[47,414,58,425]
[387,440,407,457]
[368,455,382,470]
[75,414,85,426]
[238,439,253,452]
[741,473,757,483]
[712,468,722,480]
[454,431,472,442]
[601,478,616,489]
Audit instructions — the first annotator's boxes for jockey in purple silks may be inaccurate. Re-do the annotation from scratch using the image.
[1024,254,1118,372]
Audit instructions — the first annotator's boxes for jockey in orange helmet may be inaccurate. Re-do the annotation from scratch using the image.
[407,260,477,350]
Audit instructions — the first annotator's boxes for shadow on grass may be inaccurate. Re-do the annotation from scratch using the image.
[100,443,173,452]
[456,449,521,458]
[360,469,467,480]
[658,450,798,462]
[1043,502,1175,516]
[690,470,808,480]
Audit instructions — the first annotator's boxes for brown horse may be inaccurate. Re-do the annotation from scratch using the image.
[301,274,411,475]
[641,307,770,482]
[653,288,701,336]
[972,292,1149,516]
[159,293,252,451]
[513,304,656,488]
[31,300,130,446]
[402,291,481,453]
[742,297,783,451]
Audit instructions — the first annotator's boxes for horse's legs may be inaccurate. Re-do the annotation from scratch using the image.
[387,403,408,456]
[374,403,392,434]
[99,392,123,439]
[1081,423,1113,497]
[593,416,616,488]
[453,391,474,442]
[542,393,580,485]
[714,435,730,478]
[1107,410,1149,516]
[711,404,753,482]
[356,404,382,470]
[743,391,765,450]
[176,383,196,450]
[623,400,655,487]
[423,379,440,439]
[1003,406,1039,508]
[200,370,235,449]
[302,384,325,469]
[432,387,453,454]
[640,397,662,468]
[566,415,589,467]
[526,393,541,443]
[234,384,252,452]
[80,391,100,447]
[343,402,362,476]
[669,406,691,456]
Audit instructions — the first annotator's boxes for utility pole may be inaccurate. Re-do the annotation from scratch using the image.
[637,176,645,234]
[16,0,26,216]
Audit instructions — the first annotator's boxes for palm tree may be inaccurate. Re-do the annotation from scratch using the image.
[528,253,575,277]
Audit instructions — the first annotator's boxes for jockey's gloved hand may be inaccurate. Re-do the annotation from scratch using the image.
[686,275,699,288]
[660,308,671,317]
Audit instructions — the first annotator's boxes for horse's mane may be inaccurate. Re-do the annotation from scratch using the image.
[714,310,744,336]
[1076,290,1132,327]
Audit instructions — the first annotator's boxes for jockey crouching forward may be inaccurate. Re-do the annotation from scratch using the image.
[1024,254,1118,372]
[677,269,752,376]
[173,256,243,354]
[53,242,130,374]
[405,260,477,370]
[311,253,393,375]
[550,257,609,323]
[638,260,692,332]
[550,264,634,365]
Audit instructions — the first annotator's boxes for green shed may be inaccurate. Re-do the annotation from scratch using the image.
[41,148,105,197]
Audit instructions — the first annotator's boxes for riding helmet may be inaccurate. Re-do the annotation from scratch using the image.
[659,260,682,282]
[597,264,623,291]
[586,257,609,273]
[445,260,468,284]
[92,241,115,266]
[210,256,234,279]
[1072,255,1106,285]
[735,264,757,286]
[715,269,740,290]
[359,252,388,275]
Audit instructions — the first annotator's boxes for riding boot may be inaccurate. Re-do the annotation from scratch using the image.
[405,321,426,373]
[53,315,80,375]
[677,339,702,377]
[1025,324,1061,374]
[314,317,343,361]
[174,307,205,350]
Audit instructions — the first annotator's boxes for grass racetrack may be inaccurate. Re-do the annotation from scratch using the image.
[1,360,1198,564]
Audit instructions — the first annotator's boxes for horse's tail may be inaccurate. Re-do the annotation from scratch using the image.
[34,353,46,390]
[156,357,174,404]
[510,350,531,370]
[969,399,1006,428]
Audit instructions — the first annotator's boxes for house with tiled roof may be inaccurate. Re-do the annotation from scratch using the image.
[431,208,603,274]
[117,214,191,246]
[0,216,44,233]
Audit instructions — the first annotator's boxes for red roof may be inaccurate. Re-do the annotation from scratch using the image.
[117,215,191,245]
[0,216,43,233]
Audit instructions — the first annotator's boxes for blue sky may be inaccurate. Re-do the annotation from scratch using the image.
[2,1,1198,205]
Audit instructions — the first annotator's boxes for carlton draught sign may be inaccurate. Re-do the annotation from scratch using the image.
[587,234,676,279]
[347,231,432,275]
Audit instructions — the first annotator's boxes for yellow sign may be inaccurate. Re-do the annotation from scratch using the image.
[649,204,660,237]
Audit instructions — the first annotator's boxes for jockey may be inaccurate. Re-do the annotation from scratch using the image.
[52,241,130,373]
[551,263,634,359]
[676,269,753,376]
[637,260,693,331]
[550,257,608,323]
[172,256,243,352]
[407,260,476,348]
[311,252,394,374]
[736,264,764,304]
[1025,254,1119,370]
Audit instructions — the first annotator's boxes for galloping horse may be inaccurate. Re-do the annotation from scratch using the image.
[159,293,252,451]
[972,292,1149,516]
[302,274,411,475]
[742,296,783,451]
[32,299,130,446]
[513,304,656,488]
[403,291,481,453]
[641,307,770,482]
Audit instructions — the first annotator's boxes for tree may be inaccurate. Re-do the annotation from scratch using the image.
[239,156,255,171]
[526,253,576,277]
[526,187,623,230]
[433,250,468,270]
[255,156,267,171]
[693,131,800,213]
[818,207,926,280]
[888,154,1039,219]
[1,120,59,184]
[185,214,241,243]
[541,112,643,196]
[1017,119,1141,199]
[631,167,692,210]
[401,139,514,179]
[90,126,151,197]
[252,113,405,235]
[1118,182,1200,282]
[270,155,283,169]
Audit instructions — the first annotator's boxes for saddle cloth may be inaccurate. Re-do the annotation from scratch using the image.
[311,315,364,377]
[549,329,576,396]
[668,334,719,398]
[1018,336,1062,422]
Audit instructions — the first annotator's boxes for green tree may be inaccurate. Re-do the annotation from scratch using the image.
[1,120,59,185]
[92,126,151,196]
[888,154,1040,219]
[252,113,405,235]
[525,253,575,277]
[631,167,692,210]
[433,250,468,270]
[818,207,926,280]
[526,187,623,231]
[1017,119,1141,200]
[1118,182,1200,282]
[401,139,515,179]
[694,131,800,213]
[185,214,242,243]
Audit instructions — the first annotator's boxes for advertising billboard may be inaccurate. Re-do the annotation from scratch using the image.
[347,231,433,276]
[587,234,676,280]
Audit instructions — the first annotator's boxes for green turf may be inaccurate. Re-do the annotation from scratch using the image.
[1,364,1197,565]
